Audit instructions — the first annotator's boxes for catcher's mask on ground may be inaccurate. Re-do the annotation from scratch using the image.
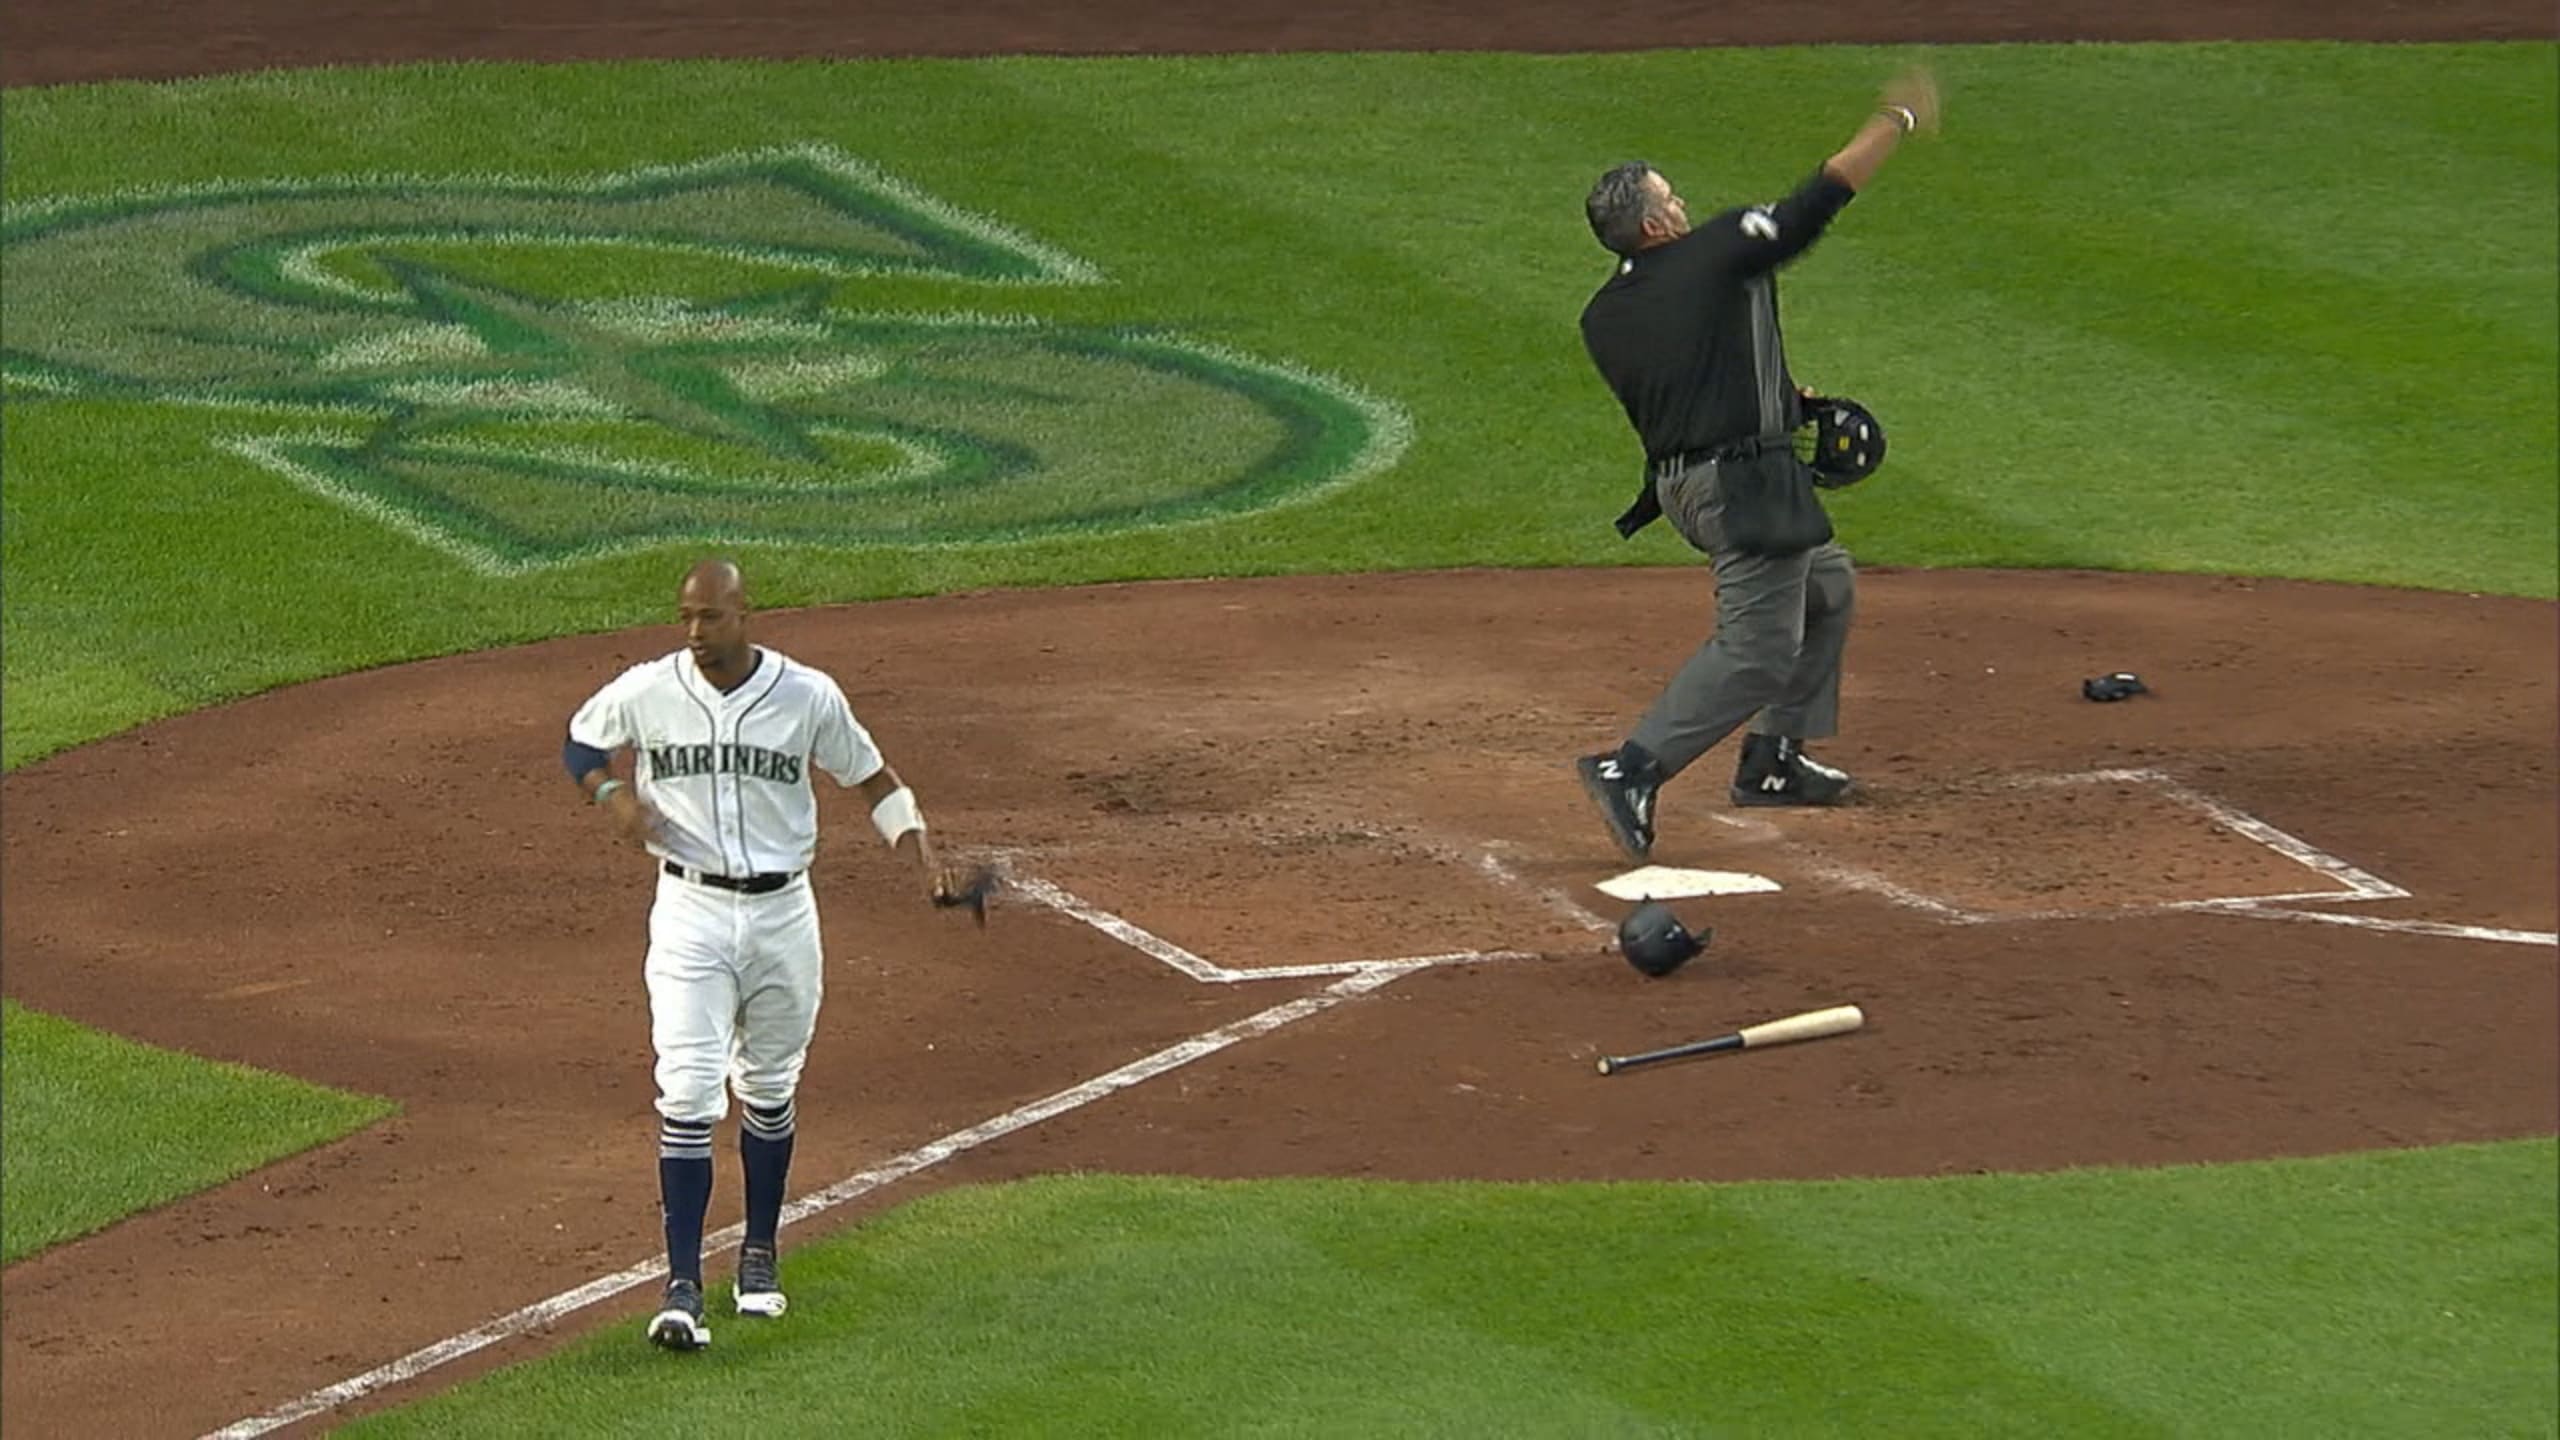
[1618,901,1708,978]
[1796,395,1886,488]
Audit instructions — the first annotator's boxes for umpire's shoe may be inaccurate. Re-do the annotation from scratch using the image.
[735,1244,787,1318]
[648,1277,711,1351]
[1577,747,1661,861]
[1731,734,1852,807]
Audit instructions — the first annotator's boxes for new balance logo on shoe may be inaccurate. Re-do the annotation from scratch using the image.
[1732,735,1853,808]
[1576,752,1657,862]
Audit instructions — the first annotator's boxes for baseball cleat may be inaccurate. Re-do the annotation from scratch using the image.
[1577,750,1660,861]
[1730,735,1852,808]
[734,1244,787,1318]
[647,1277,711,1351]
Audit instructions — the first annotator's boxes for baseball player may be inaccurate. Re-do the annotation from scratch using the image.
[563,558,977,1352]
[1573,66,1940,862]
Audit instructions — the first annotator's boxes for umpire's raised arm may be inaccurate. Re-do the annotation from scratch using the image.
[1720,65,1940,276]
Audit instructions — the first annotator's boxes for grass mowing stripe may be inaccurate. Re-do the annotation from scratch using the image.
[0,1000,395,1262]
[1720,1139,2560,1436]
[335,1141,2554,1438]
[1272,1182,2161,1438]
[3,47,2551,761]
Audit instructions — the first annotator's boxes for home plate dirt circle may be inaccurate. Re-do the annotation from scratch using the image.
[3,566,2554,1438]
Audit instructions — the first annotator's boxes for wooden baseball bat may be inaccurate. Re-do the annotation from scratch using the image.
[1595,1004,1864,1075]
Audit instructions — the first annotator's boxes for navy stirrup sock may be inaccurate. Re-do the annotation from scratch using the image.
[740,1101,797,1251]
[658,1116,716,1284]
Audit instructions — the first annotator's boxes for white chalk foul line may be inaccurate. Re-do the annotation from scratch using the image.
[201,967,1415,1440]
[779,963,1418,1223]
[2188,903,2559,948]
[1211,952,1539,981]
[201,1259,672,1438]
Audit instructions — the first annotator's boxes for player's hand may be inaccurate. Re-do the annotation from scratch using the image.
[932,862,1000,926]
[1881,65,1940,134]
[905,832,997,921]
[606,790,664,850]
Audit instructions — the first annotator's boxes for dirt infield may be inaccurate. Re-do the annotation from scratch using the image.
[5,0,2554,87]
[5,3,2558,1437]
[6,567,2555,1436]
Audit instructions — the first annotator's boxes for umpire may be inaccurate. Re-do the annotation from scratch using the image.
[1574,66,1939,862]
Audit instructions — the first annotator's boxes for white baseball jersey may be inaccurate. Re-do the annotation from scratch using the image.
[569,646,883,877]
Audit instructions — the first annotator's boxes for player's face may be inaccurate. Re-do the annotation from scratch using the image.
[1641,171,1690,244]
[678,584,751,673]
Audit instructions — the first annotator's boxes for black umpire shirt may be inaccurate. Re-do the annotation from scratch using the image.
[1581,167,1858,473]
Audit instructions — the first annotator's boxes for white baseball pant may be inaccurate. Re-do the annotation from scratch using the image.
[643,870,825,1124]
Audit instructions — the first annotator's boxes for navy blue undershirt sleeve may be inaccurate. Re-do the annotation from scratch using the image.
[564,737,613,783]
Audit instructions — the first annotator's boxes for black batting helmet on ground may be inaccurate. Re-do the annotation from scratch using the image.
[1618,901,1709,978]
[1796,394,1886,489]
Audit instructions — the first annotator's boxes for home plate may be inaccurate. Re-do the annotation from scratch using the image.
[1595,866,1783,901]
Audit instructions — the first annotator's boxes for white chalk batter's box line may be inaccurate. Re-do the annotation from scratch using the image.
[998,872,1541,981]
[203,873,1523,1438]
[1003,772,2554,952]
[1726,767,2556,949]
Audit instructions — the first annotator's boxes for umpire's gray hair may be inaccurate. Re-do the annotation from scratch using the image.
[1586,162,1662,257]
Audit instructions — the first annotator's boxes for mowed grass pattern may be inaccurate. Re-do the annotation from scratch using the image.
[4,45,2554,770]
[341,1144,2560,1439]
[0,1000,395,1262]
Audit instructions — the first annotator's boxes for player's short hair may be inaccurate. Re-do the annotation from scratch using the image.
[1586,162,1662,257]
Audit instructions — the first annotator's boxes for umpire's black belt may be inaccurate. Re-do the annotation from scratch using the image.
[1651,432,1789,481]
[663,860,800,895]
[1619,434,1792,539]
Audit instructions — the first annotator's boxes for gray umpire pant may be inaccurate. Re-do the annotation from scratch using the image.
[1628,454,1857,782]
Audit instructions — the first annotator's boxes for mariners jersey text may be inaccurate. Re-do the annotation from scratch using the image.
[648,742,806,785]
[569,647,883,878]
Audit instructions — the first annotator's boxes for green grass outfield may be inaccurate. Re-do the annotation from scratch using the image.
[0,1000,394,1262]
[4,43,2554,770]
[2,41,2554,1434]
[345,1144,2560,1440]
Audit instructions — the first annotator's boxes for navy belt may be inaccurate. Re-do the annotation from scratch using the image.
[663,860,799,895]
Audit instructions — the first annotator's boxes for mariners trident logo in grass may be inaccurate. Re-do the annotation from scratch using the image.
[0,146,1410,571]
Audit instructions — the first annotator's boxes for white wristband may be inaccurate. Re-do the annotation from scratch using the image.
[871,786,925,846]
[592,778,626,806]
[1880,104,1917,135]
